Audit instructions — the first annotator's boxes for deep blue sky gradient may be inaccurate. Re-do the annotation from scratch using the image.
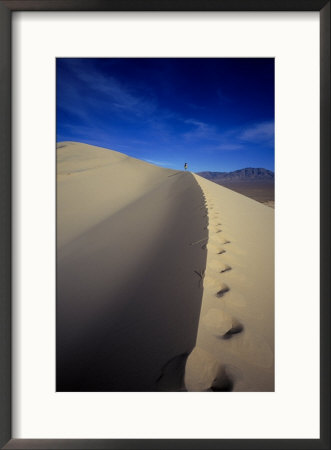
[57,58,274,172]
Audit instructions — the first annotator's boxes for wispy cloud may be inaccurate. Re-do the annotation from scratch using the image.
[58,60,157,121]
[183,119,218,140]
[213,120,274,151]
[239,121,274,142]
[180,118,274,151]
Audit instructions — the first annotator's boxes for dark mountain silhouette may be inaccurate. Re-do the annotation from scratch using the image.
[196,168,274,207]
[197,168,274,182]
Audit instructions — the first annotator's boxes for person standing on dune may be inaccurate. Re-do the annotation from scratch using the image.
[184,162,188,171]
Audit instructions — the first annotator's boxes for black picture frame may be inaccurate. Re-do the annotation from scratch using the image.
[0,1,329,449]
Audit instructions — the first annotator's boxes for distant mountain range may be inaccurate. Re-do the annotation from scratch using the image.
[196,168,274,207]
[197,168,274,183]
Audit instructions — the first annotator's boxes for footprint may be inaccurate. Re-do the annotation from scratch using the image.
[220,263,231,273]
[202,308,244,339]
[208,367,234,391]
[218,237,230,245]
[208,242,226,255]
[209,261,230,273]
[222,319,244,339]
[184,347,234,391]
[216,283,230,297]
[202,308,232,334]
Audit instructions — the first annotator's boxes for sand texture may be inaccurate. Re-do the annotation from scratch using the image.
[57,142,274,392]
[185,175,274,391]
[57,142,207,391]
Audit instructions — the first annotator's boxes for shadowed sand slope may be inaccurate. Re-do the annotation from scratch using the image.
[56,142,207,391]
[185,175,274,392]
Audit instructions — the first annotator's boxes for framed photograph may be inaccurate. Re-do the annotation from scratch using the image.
[0,1,329,449]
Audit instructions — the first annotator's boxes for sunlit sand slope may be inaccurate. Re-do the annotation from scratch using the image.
[185,174,274,392]
[56,142,207,391]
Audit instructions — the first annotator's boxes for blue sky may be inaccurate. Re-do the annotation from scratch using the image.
[57,58,274,173]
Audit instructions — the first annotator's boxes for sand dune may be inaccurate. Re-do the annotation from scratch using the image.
[57,142,207,391]
[57,142,274,392]
[185,175,274,392]
[57,142,185,249]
